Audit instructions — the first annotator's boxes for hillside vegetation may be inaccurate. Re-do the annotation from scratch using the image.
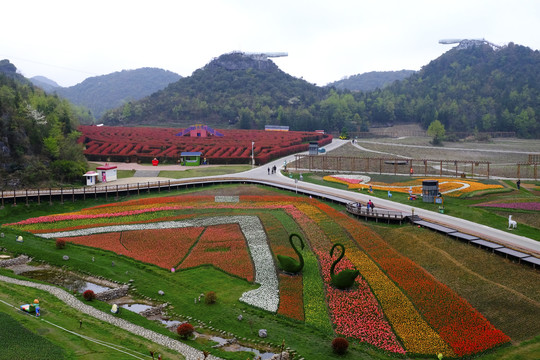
[327,70,415,91]
[102,44,540,138]
[0,61,87,188]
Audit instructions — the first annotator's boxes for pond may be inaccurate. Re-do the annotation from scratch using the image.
[194,332,276,359]
[120,303,154,314]
[20,269,112,294]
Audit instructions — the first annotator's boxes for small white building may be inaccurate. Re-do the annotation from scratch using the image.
[82,171,98,186]
[96,164,117,183]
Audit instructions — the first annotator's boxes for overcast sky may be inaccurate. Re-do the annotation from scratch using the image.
[2,0,539,87]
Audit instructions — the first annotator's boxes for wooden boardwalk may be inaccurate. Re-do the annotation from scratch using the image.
[345,202,404,224]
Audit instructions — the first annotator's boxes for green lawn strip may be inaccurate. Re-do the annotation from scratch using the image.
[0,310,66,360]
[474,335,540,360]
[302,250,333,335]
[0,278,184,360]
[159,165,252,179]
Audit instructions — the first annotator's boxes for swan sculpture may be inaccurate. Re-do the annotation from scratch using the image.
[330,243,359,289]
[277,233,305,274]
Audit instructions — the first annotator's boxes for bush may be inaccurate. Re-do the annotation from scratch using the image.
[205,291,217,304]
[177,323,194,339]
[332,337,349,355]
[55,239,66,249]
[82,290,96,301]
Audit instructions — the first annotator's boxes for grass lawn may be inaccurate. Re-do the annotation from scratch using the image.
[0,276,185,360]
[158,165,252,179]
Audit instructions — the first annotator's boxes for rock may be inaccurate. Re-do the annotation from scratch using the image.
[62,255,69,261]
[258,329,267,338]
[237,314,243,321]
[270,352,289,360]
[0,233,4,238]
[158,290,164,296]
[16,236,23,242]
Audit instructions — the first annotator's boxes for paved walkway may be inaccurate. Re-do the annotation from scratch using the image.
[0,274,222,360]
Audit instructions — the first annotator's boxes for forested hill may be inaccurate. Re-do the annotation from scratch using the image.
[327,70,415,91]
[102,52,330,130]
[54,68,182,119]
[0,60,87,188]
[368,42,540,137]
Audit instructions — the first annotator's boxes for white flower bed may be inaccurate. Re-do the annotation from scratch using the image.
[214,196,239,203]
[36,216,279,313]
[329,174,371,183]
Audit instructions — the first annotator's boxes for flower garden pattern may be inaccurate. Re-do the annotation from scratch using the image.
[324,175,503,197]
[79,125,332,164]
[4,195,510,357]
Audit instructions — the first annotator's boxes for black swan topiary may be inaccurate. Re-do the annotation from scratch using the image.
[330,243,359,289]
[277,233,305,274]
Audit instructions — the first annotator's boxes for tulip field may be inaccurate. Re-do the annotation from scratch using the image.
[78,125,332,164]
[4,193,513,358]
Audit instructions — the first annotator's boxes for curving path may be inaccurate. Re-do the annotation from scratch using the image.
[216,140,540,256]
[0,274,222,360]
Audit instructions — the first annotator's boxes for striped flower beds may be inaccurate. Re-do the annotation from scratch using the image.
[3,194,510,357]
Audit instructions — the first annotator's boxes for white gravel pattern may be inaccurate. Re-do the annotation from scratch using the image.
[0,274,223,360]
[35,216,279,312]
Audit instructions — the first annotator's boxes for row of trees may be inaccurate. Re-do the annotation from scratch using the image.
[103,44,540,138]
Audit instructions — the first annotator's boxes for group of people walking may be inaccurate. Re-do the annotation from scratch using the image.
[268,165,277,174]
[352,199,375,212]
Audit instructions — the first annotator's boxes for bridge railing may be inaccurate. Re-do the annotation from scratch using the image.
[346,202,404,221]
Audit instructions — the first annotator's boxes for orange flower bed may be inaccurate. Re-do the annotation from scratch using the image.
[178,223,255,282]
[61,227,204,269]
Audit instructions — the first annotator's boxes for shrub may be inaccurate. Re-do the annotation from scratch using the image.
[177,323,194,339]
[332,337,349,355]
[82,290,96,301]
[205,291,217,304]
[55,239,66,249]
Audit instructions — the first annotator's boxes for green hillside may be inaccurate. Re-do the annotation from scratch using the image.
[0,60,87,189]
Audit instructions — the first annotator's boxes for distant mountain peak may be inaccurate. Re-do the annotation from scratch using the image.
[30,76,61,92]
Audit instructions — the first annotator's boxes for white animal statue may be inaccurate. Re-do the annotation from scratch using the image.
[508,215,517,229]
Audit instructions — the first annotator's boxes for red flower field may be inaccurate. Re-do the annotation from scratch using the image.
[78,125,332,164]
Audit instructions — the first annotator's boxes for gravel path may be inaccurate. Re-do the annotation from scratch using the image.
[0,274,222,360]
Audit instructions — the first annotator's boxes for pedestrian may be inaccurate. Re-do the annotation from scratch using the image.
[517,179,521,189]
[268,167,270,175]
[410,167,414,176]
